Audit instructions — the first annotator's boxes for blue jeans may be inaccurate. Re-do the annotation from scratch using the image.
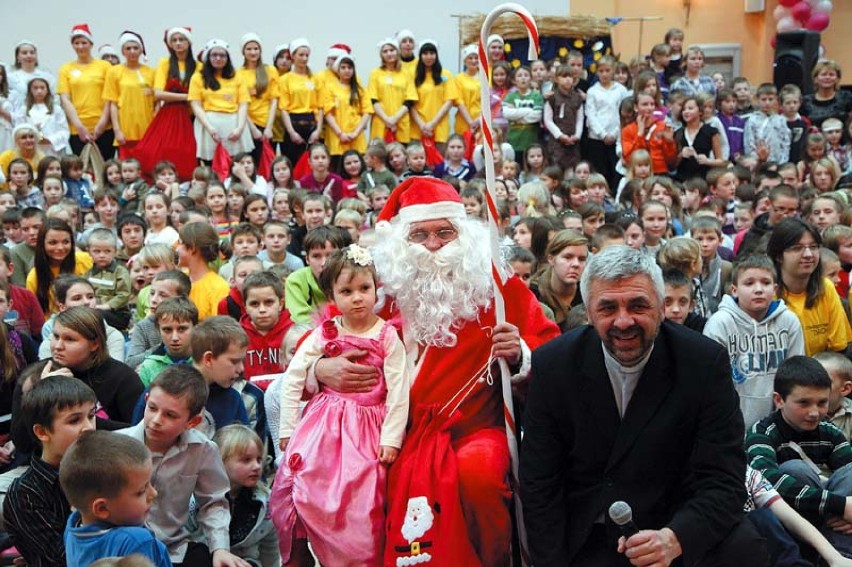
[779,459,852,558]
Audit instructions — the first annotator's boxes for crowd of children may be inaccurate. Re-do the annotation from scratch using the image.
[0,19,849,567]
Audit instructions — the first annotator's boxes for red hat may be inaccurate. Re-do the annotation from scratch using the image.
[70,24,94,43]
[327,43,351,59]
[377,177,465,225]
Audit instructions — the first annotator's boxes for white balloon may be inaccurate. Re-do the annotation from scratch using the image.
[777,15,800,32]
[774,5,791,20]
[814,0,832,14]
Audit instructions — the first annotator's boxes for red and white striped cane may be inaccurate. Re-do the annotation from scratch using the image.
[478,5,539,566]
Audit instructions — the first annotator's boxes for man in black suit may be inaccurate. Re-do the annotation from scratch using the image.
[521,245,767,567]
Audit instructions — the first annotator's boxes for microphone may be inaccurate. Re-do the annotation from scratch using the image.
[608,501,640,538]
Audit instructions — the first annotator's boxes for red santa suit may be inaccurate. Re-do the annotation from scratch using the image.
[377,178,560,567]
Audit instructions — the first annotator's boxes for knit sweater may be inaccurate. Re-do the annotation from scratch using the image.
[746,410,852,518]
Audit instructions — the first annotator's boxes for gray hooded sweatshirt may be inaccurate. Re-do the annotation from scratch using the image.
[704,294,805,429]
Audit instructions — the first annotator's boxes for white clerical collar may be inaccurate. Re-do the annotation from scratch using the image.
[602,343,654,375]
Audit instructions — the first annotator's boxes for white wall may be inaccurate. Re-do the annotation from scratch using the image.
[2,0,569,76]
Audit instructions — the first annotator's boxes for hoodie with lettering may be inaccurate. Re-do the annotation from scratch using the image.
[704,294,805,428]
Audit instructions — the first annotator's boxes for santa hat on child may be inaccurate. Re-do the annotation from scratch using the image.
[327,43,351,60]
[98,44,118,58]
[70,24,94,43]
[377,177,465,227]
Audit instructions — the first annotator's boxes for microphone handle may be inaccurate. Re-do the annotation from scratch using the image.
[617,520,640,539]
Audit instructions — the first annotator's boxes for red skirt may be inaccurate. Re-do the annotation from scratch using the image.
[132,103,196,181]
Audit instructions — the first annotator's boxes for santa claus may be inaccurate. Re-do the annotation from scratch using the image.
[314,177,559,566]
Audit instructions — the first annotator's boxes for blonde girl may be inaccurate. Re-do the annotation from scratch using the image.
[367,38,417,144]
[188,39,252,163]
[664,28,685,77]
[810,157,841,193]
[530,230,589,331]
[236,33,280,164]
[213,425,280,566]
[453,44,481,135]
[323,55,371,162]
[277,38,322,166]
[518,181,556,218]
[798,132,827,182]
[103,31,155,158]
[271,188,291,222]
[143,192,179,247]
[411,41,456,150]
[616,149,652,201]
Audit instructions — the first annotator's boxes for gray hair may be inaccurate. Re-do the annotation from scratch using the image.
[580,245,664,303]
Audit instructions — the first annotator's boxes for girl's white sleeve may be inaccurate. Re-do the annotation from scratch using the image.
[585,88,603,139]
[278,329,324,440]
[543,103,563,138]
[379,330,410,449]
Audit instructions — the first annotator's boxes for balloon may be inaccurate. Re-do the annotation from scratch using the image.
[805,12,830,31]
[779,0,798,6]
[791,1,812,22]
[773,5,791,20]
[814,0,832,13]
[777,15,800,32]
[771,35,778,49]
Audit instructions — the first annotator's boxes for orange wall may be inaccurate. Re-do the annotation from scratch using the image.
[569,0,851,84]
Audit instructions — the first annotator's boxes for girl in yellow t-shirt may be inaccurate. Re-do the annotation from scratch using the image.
[188,39,252,162]
[454,44,482,136]
[58,24,113,157]
[769,218,852,356]
[277,38,322,168]
[411,41,457,150]
[237,33,280,165]
[27,218,93,315]
[103,32,155,159]
[271,44,292,156]
[322,55,371,163]
[368,39,418,144]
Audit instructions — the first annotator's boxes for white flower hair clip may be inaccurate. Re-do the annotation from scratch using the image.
[345,244,373,266]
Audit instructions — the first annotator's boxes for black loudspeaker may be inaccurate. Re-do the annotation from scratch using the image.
[774,31,821,95]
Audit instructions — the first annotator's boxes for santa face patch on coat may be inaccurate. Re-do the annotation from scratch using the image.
[396,496,435,566]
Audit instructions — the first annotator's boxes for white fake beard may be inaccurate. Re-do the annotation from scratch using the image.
[372,219,494,348]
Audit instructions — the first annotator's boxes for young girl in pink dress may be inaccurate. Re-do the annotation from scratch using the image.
[271,244,409,567]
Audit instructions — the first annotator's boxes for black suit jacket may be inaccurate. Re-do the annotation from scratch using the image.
[521,321,746,566]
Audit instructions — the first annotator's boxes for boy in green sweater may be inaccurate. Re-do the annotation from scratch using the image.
[136,297,198,386]
[284,225,349,324]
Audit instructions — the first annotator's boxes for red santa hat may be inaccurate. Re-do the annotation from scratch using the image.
[327,43,351,59]
[119,31,146,57]
[165,27,192,45]
[70,24,94,43]
[377,177,465,226]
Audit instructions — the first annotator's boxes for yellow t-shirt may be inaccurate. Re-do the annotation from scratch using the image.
[236,65,280,127]
[103,64,156,142]
[367,67,418,144]
[322,80,372,155]
[57,59,112,134]
[454,71,482,135]
[401,57,418,79]
[277,72,319,115]
[0,150,42,179]
[782,278,852,355]
[411,69,457,143]
[189,270,231,320]
[313,68,337,94]
[187,73,249,114]
[26,253,94,314]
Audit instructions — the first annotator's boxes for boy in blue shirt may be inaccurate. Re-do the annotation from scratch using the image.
[60,430,170,567]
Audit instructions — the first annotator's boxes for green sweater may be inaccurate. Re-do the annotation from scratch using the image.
[137,347,193,387]
[746,410,852,518]
[284,267,326,324]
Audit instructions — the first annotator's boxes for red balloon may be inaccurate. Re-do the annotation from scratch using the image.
[779,0,798,6]
[806,11,830,31]
[770,35,778,49]
[791,1,812,22]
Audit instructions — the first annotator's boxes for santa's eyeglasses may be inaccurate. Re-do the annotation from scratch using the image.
[407,228,458,244]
